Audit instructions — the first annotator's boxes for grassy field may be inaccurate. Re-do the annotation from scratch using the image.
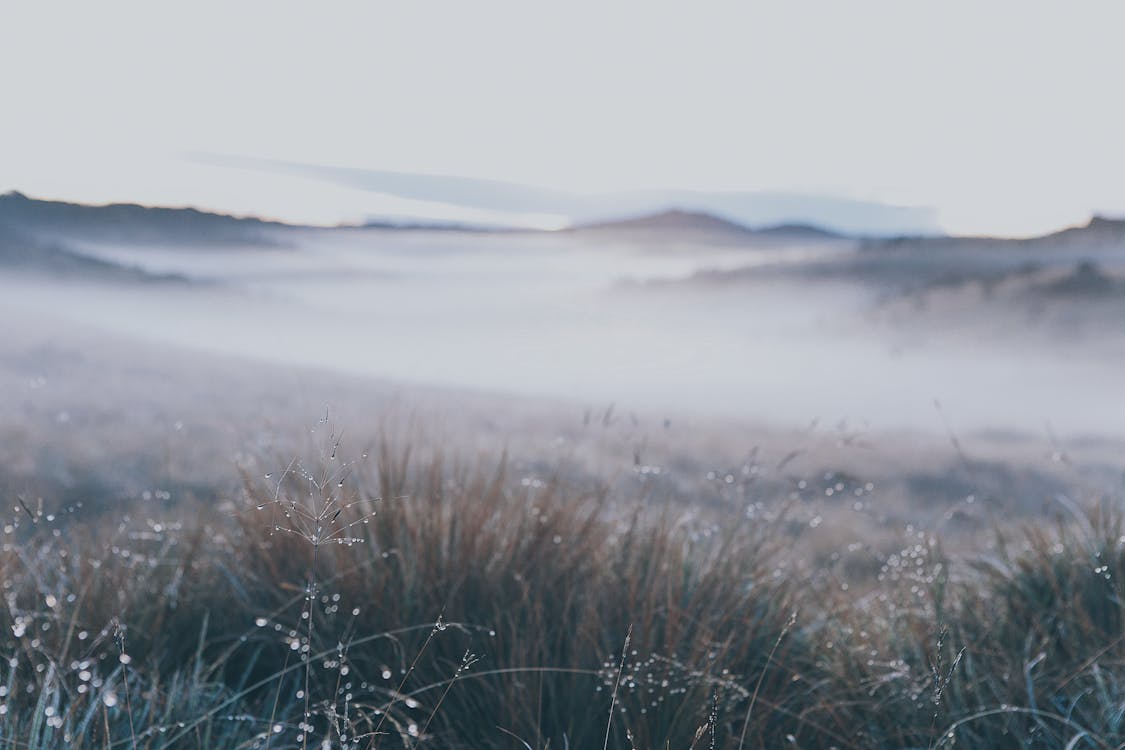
[2,421,1124,750]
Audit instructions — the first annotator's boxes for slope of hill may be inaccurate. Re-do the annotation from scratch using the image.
[0,223,186,282]
[1036,215,1125,249]
[863,215,1125,254]
[0,191,289,246]
[677,211,1125,305]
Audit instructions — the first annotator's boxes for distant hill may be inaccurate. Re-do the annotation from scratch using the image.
[0,192,290,246]
[861,214,1125,256]
[568,209,844,246]
[1038,215,1125,248]
[574,209,754,235]
[195,154,944,236]
[676,210,1125,299]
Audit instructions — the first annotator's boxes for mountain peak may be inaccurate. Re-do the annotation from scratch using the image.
[1086,215,1125,230]
[574,208,754,235]
[568,208,845,245]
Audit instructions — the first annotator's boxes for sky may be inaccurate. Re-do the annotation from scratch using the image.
[3,1,1124,236]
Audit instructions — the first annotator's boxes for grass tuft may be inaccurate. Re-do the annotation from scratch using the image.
[2,437,1124,748]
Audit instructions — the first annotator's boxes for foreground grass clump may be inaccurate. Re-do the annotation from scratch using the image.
[1,438,1125,748]
[814,501,1125,749]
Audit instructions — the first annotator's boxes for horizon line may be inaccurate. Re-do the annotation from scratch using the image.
[3,188,1118,243]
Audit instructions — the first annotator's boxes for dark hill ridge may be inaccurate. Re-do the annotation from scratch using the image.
[0,191,290,246]
[2,192,1120,249]
[0,192,506,240]
[1054,215,1125,234]
[1041,215,1125,245]
[869,215,1125,252]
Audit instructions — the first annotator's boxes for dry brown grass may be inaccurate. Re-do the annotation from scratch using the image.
[2,434,1125,748]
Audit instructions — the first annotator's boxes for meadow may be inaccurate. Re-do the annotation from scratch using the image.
[3,199,1125,748]
[2,408,1124,749]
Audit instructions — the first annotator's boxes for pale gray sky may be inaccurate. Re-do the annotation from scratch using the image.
[3,1,1123,235]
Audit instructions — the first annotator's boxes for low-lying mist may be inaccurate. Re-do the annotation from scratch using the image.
[3,221,1124,438]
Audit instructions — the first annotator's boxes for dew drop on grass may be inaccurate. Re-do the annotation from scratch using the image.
[255,618,268,627]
